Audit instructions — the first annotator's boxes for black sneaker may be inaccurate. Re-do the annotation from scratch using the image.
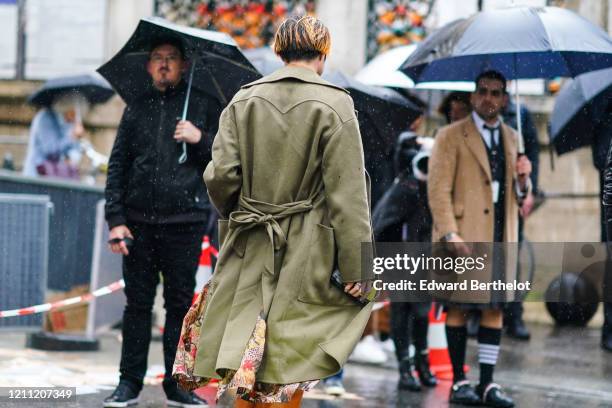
[398,358,421,391]
[103,382,140,407]
[166,387,209,407]
[477,383,515,408]
[449,380,480,405]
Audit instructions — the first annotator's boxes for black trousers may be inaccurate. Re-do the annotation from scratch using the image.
[390,302,431,362]
[119,221,207,390]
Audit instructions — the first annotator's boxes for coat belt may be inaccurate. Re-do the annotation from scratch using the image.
[225,193,324,276]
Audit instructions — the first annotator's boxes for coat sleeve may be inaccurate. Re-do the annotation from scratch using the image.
[203,104,242,218]
[104,106,133,229]
[321,115,372,283]
[521,107,539,192]
[427,128,459,240]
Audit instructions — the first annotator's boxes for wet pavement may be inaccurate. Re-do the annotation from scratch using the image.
[0,323,611,407]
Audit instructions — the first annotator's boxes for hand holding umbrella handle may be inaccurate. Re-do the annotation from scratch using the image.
[178,60,196,164]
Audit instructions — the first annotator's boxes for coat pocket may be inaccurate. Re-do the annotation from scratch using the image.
[298,224,356,306]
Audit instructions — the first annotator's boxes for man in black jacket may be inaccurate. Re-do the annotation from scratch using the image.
[103,39,220,408]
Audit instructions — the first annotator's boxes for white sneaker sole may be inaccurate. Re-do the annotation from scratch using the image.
[103,397,139,407]
[325,386,345,396]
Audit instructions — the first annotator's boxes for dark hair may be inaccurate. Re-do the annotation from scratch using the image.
[438,91,471,123]
[475,70,507,93]
[149,36,186,60]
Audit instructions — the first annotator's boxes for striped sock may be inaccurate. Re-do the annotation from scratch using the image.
[477,326,501,386]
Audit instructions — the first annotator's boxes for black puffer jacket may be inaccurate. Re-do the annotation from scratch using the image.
[105,80,222,229]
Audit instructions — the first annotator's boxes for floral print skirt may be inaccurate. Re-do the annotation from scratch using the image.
[173,281,318,403]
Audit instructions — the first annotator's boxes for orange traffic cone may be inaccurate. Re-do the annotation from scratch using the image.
[427,303,469,381]
[193,236,213,304]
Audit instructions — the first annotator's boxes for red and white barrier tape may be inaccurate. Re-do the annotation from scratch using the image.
[0,280,125,319]
[2,239,386,318]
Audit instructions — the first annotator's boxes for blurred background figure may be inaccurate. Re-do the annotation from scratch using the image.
[22,93,88,179]
[438,91,471,125]
[501,93,540,341]
[372,103,438,392]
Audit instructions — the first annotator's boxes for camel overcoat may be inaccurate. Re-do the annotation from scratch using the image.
[193,66,374,385]
[427,116,524,302]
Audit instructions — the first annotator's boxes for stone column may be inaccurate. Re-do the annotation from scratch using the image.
[316,0,368,74]
[105,0,154,58]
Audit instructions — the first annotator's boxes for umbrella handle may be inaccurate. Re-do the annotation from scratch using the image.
[178,61,196,164]
[513,56,525,155]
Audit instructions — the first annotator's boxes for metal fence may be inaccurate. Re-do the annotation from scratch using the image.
[0,170,104,291]
[0,193,50,329]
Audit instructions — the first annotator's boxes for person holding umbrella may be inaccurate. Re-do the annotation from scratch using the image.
[102,37,221,408]
[23,73,115,179]
[22,93,87,179]
[428,71,531,408]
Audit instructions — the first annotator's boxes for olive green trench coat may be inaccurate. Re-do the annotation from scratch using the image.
[193,66,374,385]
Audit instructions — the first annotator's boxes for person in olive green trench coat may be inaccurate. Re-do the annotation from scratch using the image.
[192,17,374,396]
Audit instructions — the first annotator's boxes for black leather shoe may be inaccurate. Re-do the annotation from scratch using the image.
[415,353,438,387]
[449,380,480,405]
[166,387,209,407]
[506,319,531,341]
[602,336,612,352]
[103,382,140,407]
[398,358,421,391]
[478,383,515,408]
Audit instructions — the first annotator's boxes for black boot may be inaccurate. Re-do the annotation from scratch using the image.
[415,352,438,387]
[398,358,421,391]
[505,319,531,341]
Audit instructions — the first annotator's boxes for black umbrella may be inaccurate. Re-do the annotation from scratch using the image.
[28,74,114,107]
[550,67,612,155]
[97,17,261,106]
[323,71,422,146]
[243,47,284,76]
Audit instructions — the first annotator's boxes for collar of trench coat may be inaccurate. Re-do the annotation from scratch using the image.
[243,65,349,94]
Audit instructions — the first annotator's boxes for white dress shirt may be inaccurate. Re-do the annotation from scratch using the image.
[472,111,501,150]
[471,112,530,198]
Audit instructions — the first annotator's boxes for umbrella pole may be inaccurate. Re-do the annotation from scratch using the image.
[513,59,525,154]
[178,60,196,164]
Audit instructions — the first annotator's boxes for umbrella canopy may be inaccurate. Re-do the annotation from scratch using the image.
[356,45,475,91]
[97,17,261,106]
[400,6,612,83]
[243,46,284,76]
[323,70,422,146]
[550,67,612,155]
[28,74,114,107]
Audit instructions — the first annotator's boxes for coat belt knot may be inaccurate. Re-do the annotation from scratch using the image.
[225,193,324,275]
